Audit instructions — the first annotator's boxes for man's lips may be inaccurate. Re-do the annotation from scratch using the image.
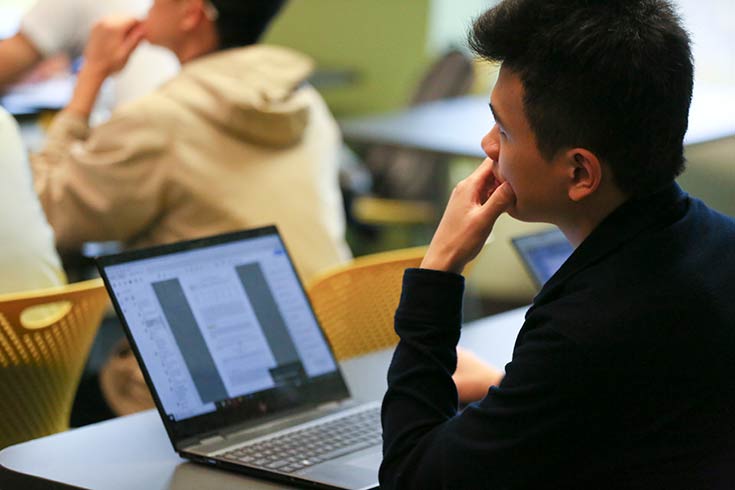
[490,165,503,185]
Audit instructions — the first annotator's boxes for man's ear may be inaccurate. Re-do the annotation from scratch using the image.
[564,148,602,202]
[180,0,206,32]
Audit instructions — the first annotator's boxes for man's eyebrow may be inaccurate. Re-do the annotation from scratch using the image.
[488,102,505,128]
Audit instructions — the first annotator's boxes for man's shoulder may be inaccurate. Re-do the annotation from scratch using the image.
[526,225,735,369]
[689,195,735,231]
[189,44,313,71]
[110,86,185,131]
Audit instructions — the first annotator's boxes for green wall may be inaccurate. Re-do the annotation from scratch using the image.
[265,0,432,116]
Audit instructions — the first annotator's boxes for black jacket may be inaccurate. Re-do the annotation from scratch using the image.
[380,183,735,489]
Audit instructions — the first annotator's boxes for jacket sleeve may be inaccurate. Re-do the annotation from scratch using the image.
[380,268,603,489]
[31,108,170,250]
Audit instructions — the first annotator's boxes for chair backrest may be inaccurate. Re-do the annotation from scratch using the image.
[365,49,475,201]
[0,279,109,448]
[409,49,475,106]
[306,247,426,360]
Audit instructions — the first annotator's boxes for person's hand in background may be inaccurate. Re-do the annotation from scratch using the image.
[67,16,145,118]
[453,346,504,404]
[82,17,145,78]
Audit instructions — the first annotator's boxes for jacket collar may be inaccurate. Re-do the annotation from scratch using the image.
[528,182,688,311]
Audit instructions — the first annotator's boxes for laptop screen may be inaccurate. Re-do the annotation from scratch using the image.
[511,228,573,287]
[97,227,349,442]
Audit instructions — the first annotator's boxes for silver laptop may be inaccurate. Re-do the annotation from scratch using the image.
[96,226,381,490]
[511,227,573,288]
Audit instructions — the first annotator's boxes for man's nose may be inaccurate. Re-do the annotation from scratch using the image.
[481,127,499,160]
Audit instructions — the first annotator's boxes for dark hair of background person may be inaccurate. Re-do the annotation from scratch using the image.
[469,0,694,197]
[210,0,288,50]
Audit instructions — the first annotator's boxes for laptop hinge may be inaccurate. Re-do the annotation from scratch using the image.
[316,401,341,411]
[199,434,226,445]
[185,399,356,452]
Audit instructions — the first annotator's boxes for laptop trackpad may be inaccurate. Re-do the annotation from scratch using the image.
[345,449,382,470]
[297,446,381,489]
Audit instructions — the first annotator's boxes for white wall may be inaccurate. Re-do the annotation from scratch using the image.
[426,0,492,56]
[675,0,735,83]
[426,0,734,84]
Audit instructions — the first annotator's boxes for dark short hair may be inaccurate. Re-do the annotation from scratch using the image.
[469,0,693,196]
[209,0,287,50]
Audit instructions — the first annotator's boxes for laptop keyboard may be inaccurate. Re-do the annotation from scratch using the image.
[221,404,382,473]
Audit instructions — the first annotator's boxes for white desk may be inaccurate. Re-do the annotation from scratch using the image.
[0,307,527,490]
[339,82,735,158]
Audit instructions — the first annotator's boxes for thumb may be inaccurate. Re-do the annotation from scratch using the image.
[481,181,516,221]
[121,24,145,55]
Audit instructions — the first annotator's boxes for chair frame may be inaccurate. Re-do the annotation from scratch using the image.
[306,247,426,360]
[0,279,109,448]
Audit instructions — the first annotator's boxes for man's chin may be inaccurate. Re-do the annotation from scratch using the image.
[505,206,540,224]
[140,25,156,44]
[506,206,521,221]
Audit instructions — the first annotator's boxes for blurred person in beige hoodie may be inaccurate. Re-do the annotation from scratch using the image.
[31,0,352,420]
[31,0,351,285]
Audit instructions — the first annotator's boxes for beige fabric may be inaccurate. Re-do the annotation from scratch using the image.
[0,107,66,295]
[32,45,351,283]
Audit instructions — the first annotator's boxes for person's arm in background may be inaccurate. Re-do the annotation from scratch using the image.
[31,16,168,251]
[2,0,93,92]
[0,32,43,92]
[453,346,504,403]
[65,17,144,120]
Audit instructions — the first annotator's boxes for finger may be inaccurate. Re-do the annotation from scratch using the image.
[466,158,495,186]
[482,160,502,199]
[121,24,145,55]
[112,16,142,32]
[123,18,144,38]
[93,16,136,39]
[464,159,499,203]
[480,181,516,221]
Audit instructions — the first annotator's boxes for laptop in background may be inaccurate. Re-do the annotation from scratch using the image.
[96,226,381,490]
[511,228,573,288]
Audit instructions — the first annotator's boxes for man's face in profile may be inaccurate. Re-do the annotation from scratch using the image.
[482,65,569,224]
[143,0,189,49]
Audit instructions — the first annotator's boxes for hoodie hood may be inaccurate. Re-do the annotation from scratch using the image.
[162,45,315,147]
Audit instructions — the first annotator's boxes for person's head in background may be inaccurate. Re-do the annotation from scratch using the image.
[143,0,287,62]
[470,0,693,237]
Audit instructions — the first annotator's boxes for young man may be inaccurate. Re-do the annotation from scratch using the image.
[0,0,178,109]
[380,1,735,489]
[31,0,351,420]
[31,0,351,284]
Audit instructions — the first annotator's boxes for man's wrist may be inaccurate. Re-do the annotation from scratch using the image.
[66,65,107,119]
[420,249,463,275]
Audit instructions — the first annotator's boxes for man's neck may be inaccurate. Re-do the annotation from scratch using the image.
[558,186,629,248]
[173,23,219,64]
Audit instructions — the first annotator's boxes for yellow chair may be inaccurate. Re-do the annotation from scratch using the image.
[0,279,109,448]
[305,242,490,361]
[306,247,426,361]
[351,196,438,226]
